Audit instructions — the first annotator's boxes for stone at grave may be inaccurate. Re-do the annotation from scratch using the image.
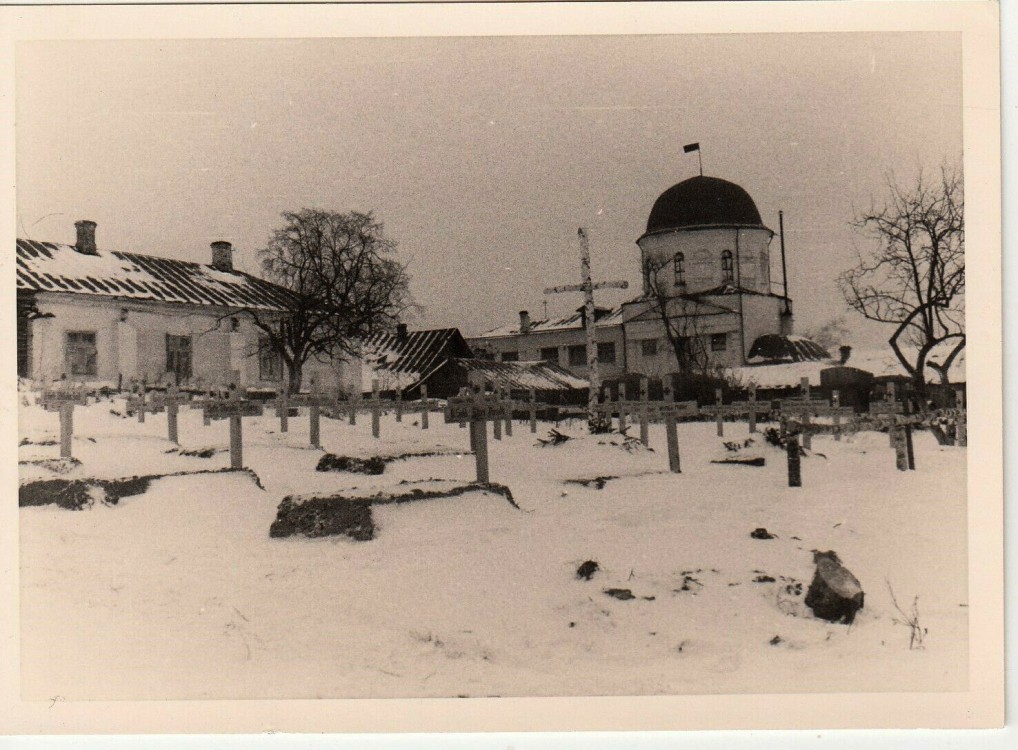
[604,588,635,601]
[576,560,599,580]
[750,528,776,539]
[711,455,766,467]
[804,550,864,624]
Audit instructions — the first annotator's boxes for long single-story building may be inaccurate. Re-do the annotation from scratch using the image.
[16,220,354,392]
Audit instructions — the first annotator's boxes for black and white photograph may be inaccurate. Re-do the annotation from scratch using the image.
[1,0,1004,736]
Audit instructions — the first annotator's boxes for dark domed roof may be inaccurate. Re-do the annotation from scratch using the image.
[645,176,766,235]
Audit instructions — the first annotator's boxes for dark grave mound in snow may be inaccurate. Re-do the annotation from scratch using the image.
[270,481,517,541]
[711,456,765,467]
[315,450,468,475]
[750,528,777,540]
[19,457,82,475]
[19,468,264,511]
[805,550,864,625]
[576,560,599,580]
[565,476,619,490]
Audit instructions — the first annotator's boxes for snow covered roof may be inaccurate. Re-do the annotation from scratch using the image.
[475,307,624,338]
[453,358,589,392]
[16,239,295,312]
[360,328,473,392]
[745,334,831,364]
[734,344,966,388]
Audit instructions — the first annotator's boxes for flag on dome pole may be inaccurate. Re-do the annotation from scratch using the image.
[684,142,703,176]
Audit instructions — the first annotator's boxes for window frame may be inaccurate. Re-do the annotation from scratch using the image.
[165,333,193,384]
[567,344,587,367]
[540,346,560,364]
[673,252,685,286]
[258,336,283,381]
[711,333,728,352]
[501,350,519,362]
[596,341,616,364]
[721,249,735,283]
[65,330,98,377]
[640,339,658,358]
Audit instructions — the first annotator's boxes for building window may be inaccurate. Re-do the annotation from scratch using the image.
[711,333,728,352]
[673,252,685,286]
[641,339,658,357]
[540,346,559,364]
[597,342,616,364]
[759,250,769,286]
[501,351,519,362]
[165,334,193,384]
[65,331,98,377]
[721,250,734,283]
[258,337,282,381]
[568,344,587,367]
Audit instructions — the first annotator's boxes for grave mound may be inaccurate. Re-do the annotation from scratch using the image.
[270,481,517,541]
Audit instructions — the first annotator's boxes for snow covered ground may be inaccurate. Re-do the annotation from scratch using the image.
[18,391,968,700]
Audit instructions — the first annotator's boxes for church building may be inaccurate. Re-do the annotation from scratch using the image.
[470,174,827,378]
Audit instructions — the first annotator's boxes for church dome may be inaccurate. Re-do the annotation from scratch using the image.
[644,176,766,235]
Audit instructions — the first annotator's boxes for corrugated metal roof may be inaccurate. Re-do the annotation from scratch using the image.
[16,239,295,311]
[476,307,624,338]
[453,358,589,392]
[360,328,471,392]
[745,334,831,364]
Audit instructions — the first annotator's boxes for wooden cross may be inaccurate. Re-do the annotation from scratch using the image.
[702,388,772,437]
[445,380,514,483]
[955,387,967,447]
[411,385,444,430]
[371,380,382,438]
[287,391,337,449]
[272,389,293,433]
[543,227,629,429]
[128,381,164,424]
[41,386,88,459]
[159,384,191,445]
[202,388,264,469]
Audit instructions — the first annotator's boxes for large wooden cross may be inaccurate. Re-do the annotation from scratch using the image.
[202,388,264,469]
[544,227,628,430]
[445,378,514,483]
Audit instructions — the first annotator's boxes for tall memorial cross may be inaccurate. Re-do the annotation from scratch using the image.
[40,386,88,459]
[202,388,264,469]
[543,227,629,430]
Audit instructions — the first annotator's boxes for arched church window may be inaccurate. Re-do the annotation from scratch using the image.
[673,252,685,286]
[759,250,769,286]
[721,250,734,283]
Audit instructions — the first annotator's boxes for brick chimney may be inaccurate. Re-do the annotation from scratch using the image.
[210,241,233,272]
[519,310,531,334]
[74,220,98,256]
[839,345,852,365]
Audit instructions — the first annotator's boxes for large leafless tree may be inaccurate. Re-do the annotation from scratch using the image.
[239,209,413,393]
[839,164,964,401]
[643,257,714,378]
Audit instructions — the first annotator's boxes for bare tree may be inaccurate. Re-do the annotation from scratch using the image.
[643,257,714,377]
[236,209,413,393]
[839,164,964,401]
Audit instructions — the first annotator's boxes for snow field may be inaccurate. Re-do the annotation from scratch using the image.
[19,394,968,698]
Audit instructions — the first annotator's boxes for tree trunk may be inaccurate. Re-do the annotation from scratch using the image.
[287,361,303,394]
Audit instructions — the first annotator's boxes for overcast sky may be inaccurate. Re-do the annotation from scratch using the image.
[16,33,962,345]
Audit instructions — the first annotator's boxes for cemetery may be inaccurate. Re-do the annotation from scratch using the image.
[18,373,968,699]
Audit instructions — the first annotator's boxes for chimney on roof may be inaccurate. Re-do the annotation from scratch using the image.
[74,220,98,256]
[210,241,233,272]
[839,345,852,365]
[396,323,408,340]
[519,310,531,334]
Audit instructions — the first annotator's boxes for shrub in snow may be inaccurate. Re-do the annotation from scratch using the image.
[576,560,599,580]
[804,550,864,625]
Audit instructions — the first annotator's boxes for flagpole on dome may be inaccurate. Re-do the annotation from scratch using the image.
[684,142,702,176]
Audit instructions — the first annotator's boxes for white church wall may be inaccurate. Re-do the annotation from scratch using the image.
[638,227,773,295]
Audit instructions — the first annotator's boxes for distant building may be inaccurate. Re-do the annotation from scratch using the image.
[16,220,352,392]
[357,326,474,398]
[471,174,830,378]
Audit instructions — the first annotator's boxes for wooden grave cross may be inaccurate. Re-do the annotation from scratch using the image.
[128,381,165,424]
[41,386,88,459]
[444,380,513,483]
[543,227,629,429]
[272,388,292,433]
[702,387,772,437]
[159,384,192,444]
[955,387,967,447]
[288,390,337,449]
[202,387,264,469]
[413,385,444,430]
